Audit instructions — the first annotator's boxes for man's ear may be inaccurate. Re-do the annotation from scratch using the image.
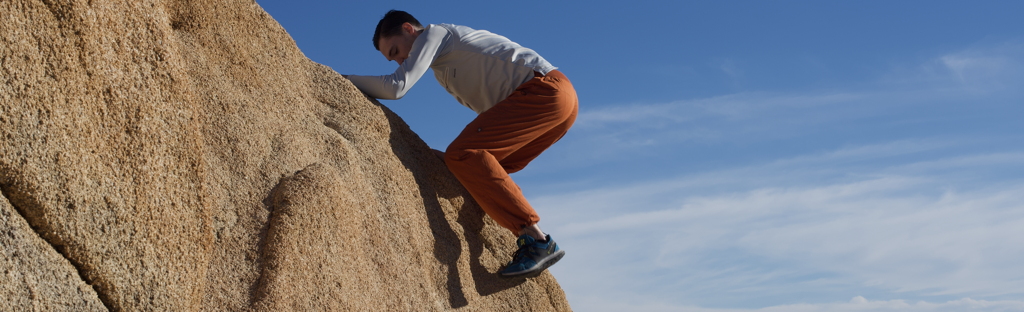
[402,22,417,35]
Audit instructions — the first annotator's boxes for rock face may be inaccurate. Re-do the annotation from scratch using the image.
[0,0,571,311]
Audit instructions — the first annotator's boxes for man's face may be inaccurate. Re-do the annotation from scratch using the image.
[378,23,419,65]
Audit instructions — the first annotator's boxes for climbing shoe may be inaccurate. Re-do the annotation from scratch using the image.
[499,234,565,277]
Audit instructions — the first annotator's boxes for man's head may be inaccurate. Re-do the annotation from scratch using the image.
[373,10,423,65]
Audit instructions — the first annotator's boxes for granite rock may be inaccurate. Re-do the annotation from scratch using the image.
[0,0,571,310]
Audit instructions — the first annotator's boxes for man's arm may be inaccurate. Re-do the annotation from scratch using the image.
[346,25,450,99]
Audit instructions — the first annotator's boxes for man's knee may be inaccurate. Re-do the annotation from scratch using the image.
[443,147,472,167]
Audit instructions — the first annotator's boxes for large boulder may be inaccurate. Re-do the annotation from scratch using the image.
[0,0,571,310]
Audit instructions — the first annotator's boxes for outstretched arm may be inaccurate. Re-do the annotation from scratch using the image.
[346,25,450,99]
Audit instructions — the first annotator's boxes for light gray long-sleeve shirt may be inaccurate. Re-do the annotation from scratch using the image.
[346,24,557,114]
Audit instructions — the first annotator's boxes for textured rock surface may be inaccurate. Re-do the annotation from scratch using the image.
[1,193,107,311]
[0,0,571,311]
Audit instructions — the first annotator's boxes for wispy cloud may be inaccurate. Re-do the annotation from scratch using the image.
[940,41,1024,88]
[569,296,1024,312]
[523,40,1024,194]
[544,146,1024,309]
[573,91,864,131]
[535,40,1024,311]
[881,39,1024,91]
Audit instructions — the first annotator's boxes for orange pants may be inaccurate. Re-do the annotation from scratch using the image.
[444,70,579,235]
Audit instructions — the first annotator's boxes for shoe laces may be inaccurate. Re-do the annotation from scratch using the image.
[509,243,531,264]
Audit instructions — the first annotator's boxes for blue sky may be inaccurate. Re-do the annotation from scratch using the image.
[255,1,1024,310]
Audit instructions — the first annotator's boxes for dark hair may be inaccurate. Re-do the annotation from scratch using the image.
[373,10,422,51]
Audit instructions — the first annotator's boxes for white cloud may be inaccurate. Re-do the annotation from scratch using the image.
[880,39,1024,92]
[553,87,1009,170]
[568,296,1024,312]
[554,40,1023,167]
[542,144,1024,309]
[531,39,1024,311]
[573,91,864,130]
[941,54,1009,83]
[939,40,1024,88]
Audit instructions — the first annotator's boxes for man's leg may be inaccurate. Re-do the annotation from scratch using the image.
[445,70,576,277]
[444,70,578,235]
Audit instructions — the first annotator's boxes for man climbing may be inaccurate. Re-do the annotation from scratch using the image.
[345,10,577,277]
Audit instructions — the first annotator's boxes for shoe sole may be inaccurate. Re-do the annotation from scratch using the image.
[500,250,565,278]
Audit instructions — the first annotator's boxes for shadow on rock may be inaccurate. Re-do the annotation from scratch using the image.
[380,101,525,308]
